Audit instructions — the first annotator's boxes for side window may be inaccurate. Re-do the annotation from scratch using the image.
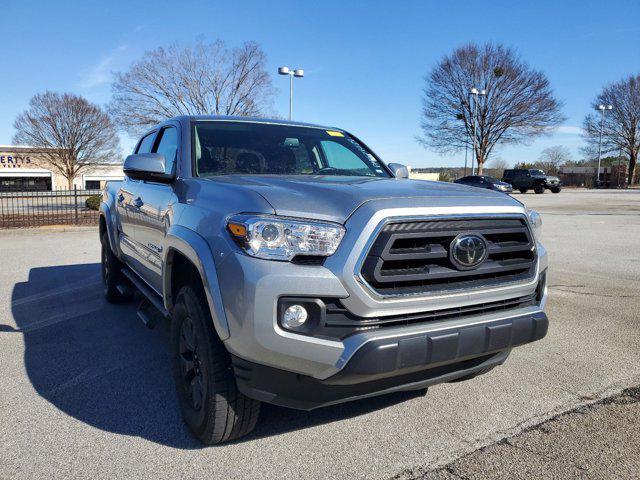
[153,127,178,164]
[320,141,366,171]
[136,132,156,154]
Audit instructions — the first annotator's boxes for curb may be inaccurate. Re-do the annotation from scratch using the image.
[0,225,97,233]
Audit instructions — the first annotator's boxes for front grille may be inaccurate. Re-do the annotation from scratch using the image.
[320,293,538,338]
[361,217,536,296]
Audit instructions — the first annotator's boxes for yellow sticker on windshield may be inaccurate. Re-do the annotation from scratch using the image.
[326,130,344,137]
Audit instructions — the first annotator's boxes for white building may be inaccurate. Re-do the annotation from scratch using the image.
[0,145,124,191]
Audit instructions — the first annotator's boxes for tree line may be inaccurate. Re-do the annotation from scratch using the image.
[418,43,639,184]
[11,40,640,188]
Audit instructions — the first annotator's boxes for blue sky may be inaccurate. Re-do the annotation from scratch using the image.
[2,0,639,168]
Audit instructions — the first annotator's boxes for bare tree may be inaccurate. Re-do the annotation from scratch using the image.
[13,92,119,189]
[419,43,565,174]
[487,156,509,175]
[109,40,275,136]
[582,74,640,185]
[538,145,572,174]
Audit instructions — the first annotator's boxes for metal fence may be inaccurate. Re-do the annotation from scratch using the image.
[0,188,100,228]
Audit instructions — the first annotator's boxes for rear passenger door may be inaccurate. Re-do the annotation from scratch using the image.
[132,125,179,292]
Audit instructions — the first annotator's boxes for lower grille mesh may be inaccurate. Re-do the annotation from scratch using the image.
[322,293,538,337]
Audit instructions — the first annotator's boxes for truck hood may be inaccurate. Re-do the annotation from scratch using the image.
[206,175,521,223]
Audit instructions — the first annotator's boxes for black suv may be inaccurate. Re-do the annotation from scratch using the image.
[502,169,562,194]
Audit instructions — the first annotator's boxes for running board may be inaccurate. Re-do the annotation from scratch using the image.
[137,300,162,329]
[120,268,169,328]
[115,283,133,297]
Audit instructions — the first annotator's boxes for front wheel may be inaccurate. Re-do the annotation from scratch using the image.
[171,285,260,445]
[534,185,545,194]
[551,187,561,193]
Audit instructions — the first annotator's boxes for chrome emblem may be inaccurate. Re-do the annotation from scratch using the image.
[450,234,488,270]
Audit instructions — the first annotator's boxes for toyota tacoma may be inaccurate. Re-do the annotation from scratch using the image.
[99,116,549,444]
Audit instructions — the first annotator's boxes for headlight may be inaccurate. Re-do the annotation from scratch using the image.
[227,215,345,261]
[526,209,542,242]
[496,184,508,190]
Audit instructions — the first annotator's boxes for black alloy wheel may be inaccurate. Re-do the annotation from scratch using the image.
[178,315,205,411]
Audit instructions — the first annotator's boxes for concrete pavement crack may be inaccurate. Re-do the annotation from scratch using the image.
[549,285,639,298]
[503,437,590,472]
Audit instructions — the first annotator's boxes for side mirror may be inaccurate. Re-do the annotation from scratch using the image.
[123,153,175,183]
[387,163,410,179]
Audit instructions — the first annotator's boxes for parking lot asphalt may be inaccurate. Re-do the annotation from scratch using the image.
[1,189,639,479]
[415,386,640,480]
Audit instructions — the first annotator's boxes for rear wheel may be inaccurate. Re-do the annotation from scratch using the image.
[100,232,132,303]
[534,184,545,194]
[518,188,528,194]
[171,285,260,445]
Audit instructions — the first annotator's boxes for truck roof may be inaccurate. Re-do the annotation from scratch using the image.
[170,115,340,131]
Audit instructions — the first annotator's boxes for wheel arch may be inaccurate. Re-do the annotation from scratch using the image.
[99,202,119,254]
[163,225,230,340]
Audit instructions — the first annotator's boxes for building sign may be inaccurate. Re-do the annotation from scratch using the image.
[0,155,32,168]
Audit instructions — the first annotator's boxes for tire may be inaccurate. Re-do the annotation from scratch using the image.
[171,285,260,445]
[534,185,545,194]
[518,188,528,194]
[551,187,561,193]
[101,232,132,303]
[448,366,495,383]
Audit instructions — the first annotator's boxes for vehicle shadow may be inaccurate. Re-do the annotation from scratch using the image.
[8,263,423,448]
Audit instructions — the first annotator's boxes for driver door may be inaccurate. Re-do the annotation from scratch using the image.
[131,125,179,292]
[117,130,156,265]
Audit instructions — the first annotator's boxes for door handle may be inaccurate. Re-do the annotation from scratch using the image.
[117,193,125,203]
[133,197,144,208]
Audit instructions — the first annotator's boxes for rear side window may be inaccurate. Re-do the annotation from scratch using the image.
[136,132,156,154]
[153,127,178,163]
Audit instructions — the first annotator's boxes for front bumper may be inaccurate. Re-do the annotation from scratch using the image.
[233,311,547,410]
[217,204,549,394]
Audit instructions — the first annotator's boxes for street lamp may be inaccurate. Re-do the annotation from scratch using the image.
[469,88,487,175]
[278,66,304,120]
[596,104,613,187]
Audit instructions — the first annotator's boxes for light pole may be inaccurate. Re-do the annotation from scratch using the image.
[617,147,623,188]
[596,104,612,187]
[457,110,469,176]
[469,88,487,175]
[464,143,468,176]
[278,66,304,120]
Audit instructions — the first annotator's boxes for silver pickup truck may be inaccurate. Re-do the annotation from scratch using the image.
[100,115,548,444]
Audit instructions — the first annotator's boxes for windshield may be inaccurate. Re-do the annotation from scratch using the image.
[483,176,500,183]
[531,169,546,177]
[193,121,389,178]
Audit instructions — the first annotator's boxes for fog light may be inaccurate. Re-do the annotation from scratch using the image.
[282,304,308,329]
